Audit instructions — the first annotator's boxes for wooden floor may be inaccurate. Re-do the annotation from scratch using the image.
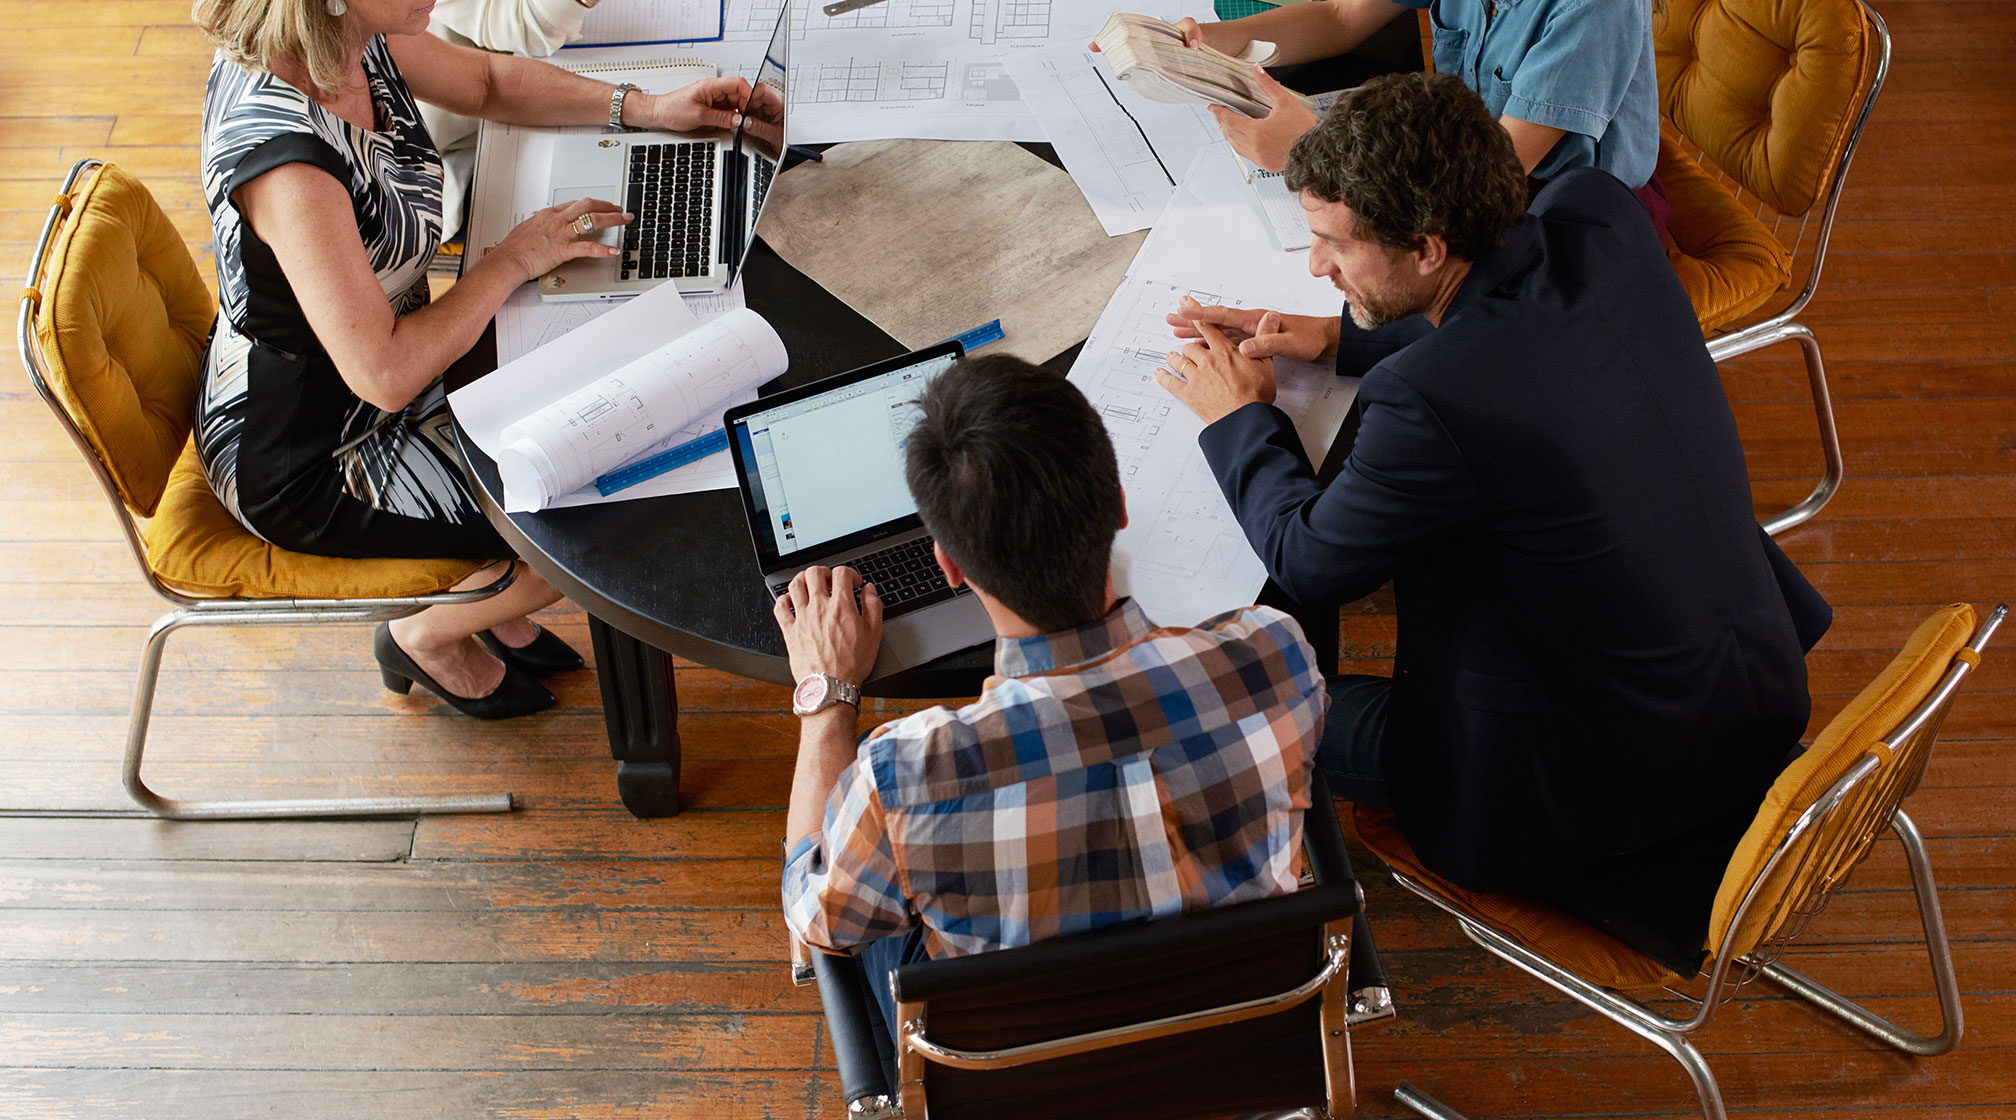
[2,1,2012,1116]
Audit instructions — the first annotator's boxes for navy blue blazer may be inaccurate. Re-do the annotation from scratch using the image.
[1199,169,1831,893]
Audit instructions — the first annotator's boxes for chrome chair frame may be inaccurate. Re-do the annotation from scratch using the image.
[1674,1,1892,535]
[807,776,1362,1119]
[1388,604,2003,1120]
[9,158,517,820]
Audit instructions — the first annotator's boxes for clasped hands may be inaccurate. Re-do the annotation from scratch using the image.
[1157,296,1338,425]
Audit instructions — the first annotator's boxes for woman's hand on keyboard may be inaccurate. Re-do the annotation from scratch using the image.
[492,197,631,282]
[629,77,754,135]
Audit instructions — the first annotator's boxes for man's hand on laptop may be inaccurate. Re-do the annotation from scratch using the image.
[774,565,884,689]
[1158,319,1280,426]
[626,77,754,135]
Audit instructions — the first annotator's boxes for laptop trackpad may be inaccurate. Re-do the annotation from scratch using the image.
[874,596,994,677]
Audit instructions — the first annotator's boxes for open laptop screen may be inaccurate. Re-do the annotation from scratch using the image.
[729,345,962,570]
[726,1,789,282]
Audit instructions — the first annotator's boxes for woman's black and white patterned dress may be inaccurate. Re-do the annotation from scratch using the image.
[195,36,506,560]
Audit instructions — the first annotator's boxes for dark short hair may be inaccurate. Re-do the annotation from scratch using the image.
[1283,71,1527,262]
[904,354,1121,634]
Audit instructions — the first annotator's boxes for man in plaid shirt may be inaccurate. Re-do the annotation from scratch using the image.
[776,354,1341,1049]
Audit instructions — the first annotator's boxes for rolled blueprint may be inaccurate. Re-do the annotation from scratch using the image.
[497,308,788,511]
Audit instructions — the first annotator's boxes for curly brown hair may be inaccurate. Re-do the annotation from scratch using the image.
[1284,72,1528,263]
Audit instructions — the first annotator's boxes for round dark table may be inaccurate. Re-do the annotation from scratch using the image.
[453,148,1079,815]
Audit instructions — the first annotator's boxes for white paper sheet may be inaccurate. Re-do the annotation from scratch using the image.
[572,0,724,46]
[1128,149,1341,316]
[1007,44,1228,235]
[495,308,786,510]
[560,0,1198,143]
[1069,275,1357,626]
[451,285,785,509]
[1008,44,1334,240]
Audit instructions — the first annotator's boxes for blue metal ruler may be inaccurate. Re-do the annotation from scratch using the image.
[949,318,1004,352]
[594,427,730,496]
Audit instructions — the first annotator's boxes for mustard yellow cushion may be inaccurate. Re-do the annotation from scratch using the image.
[1707,604,1976,962]
[33,163,214,518]
[1659,132,1793,332]
[1349,805,1683,992]
[1655,0,1876,219]
[142,442,483,600]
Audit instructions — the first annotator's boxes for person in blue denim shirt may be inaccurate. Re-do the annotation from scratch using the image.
[1174,0,1660,195]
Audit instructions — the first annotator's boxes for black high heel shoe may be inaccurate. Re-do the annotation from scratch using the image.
[374,623,556,720]
[476,624,585,677]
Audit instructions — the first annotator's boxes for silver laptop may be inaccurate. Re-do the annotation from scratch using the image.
[538,3,790,301]
[725,341,996,676]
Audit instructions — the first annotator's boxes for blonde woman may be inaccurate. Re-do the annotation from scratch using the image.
[192,0,751,718]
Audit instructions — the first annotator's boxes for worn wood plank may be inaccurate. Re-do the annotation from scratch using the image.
[0,818,416,863]
[0,2,2007,1117]
[0,1069,838,1120]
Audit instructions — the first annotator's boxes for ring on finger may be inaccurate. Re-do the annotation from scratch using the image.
[572,213,595,236]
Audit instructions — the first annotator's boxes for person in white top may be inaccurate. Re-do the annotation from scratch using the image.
[422,0,608,239]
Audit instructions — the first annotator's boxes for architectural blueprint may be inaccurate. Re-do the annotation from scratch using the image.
[1070,276,1357,626]
[1009,44,1337,238]
[562,0,1196,142]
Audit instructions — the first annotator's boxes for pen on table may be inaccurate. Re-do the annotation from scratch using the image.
[786,145,824,163]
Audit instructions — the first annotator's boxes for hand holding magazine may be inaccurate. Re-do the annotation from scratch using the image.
[1092,12,1289,119]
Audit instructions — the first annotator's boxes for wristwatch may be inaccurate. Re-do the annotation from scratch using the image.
[792,672,861,717]
[608,82,640,131]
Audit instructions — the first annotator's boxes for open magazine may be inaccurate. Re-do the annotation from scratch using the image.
[1092,12,1284,118]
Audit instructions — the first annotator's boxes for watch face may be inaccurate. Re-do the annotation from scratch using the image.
[793,674,828,712]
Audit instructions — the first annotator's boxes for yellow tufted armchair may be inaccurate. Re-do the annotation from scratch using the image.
[10,159,520,820]
[1353,601,2002,1120]
[1654,0,1891,535]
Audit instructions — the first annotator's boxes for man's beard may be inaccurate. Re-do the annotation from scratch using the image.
[1344,286,1416,330]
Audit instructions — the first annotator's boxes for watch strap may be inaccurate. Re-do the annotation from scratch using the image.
[608,83,639,131]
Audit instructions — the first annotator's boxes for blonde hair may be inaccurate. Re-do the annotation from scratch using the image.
[192,0,351,97]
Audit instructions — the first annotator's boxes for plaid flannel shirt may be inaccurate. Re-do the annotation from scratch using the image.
[782,598,1326,959]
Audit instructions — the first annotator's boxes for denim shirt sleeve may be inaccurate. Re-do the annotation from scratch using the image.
[1497,0,1650,140]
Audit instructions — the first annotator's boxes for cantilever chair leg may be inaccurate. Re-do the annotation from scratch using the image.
[109,604,518,819]
[1712,321,1844,537]
[1755,810,1964,1057]
[1388,879,1731,1120]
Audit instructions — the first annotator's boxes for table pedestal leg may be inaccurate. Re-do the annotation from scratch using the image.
[588,616,682,818]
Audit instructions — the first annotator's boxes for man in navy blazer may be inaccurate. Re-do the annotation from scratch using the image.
[1159,72,1831,970]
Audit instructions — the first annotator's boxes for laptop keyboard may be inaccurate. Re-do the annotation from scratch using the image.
[769,536,974,614]
[622,142,716,281]
[753,155,775,217]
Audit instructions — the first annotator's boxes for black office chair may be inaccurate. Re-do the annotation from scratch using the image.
[808,774,1361,1120]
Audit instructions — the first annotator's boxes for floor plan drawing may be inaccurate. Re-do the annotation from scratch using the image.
[969,0,1052,44]
[561,0,1192,141]
[805,59,952,103]
[1070,276,1358,625]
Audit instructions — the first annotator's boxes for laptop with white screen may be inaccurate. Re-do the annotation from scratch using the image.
[726,341,995,676]
[537,0,790,300]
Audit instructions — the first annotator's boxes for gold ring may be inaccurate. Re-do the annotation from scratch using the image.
[572,213,595,236]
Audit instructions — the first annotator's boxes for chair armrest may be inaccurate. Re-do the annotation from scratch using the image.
[790,931,816,986]
[811,947,898,1110]
[1304,771,1353,891]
